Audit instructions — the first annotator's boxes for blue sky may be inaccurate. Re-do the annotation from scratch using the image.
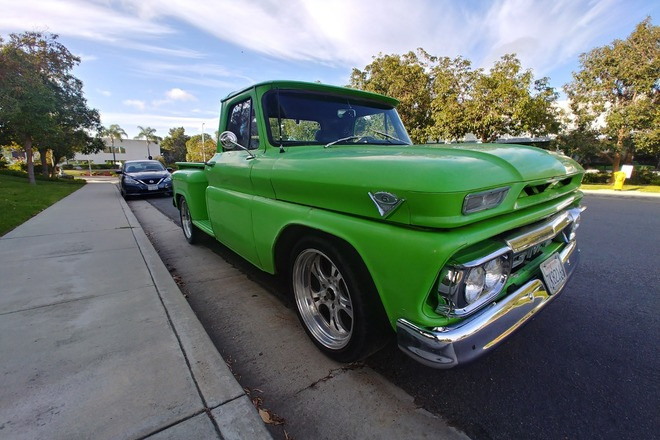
[1,0,657,139]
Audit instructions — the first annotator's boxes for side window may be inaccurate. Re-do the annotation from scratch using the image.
[226,99,259,150]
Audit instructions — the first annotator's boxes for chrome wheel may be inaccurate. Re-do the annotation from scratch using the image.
[293,249,354,350]
[180,198,194,241]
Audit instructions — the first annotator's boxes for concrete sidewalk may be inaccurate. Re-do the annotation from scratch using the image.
[0,180,271,439]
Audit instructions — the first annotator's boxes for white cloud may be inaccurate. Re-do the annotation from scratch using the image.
[2,0,647,80]
[123,99,146,110]
[97,89,112,97]
[166,88,196,101]
[0,0,172,43]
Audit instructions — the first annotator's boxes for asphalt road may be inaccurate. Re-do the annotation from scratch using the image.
[144,193,660,440]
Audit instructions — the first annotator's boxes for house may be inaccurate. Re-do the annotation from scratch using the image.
[72,139,161,165]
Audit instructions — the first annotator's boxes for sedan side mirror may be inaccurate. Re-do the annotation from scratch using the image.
[115,169,123,174]
[166,167,173,173]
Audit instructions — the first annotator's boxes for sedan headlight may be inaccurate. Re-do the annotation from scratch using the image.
[124,176,138,184]
[163,175,172,183]
[463,187,509,215]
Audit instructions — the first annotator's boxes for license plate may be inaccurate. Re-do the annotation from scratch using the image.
[540,252,567,294]
[147,184,159,191]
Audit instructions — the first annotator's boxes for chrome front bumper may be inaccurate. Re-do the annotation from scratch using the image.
[396,240,580,369]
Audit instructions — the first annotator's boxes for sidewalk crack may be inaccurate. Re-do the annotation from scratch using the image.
[295,362,365,395]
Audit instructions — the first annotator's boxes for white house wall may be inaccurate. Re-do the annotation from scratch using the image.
[73,139,161,164]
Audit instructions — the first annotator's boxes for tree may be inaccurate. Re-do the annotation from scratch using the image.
[0,32,101,183]
[185,134,216,162]
[427,56,475,142]
[161,127,190,163]
[465,54,560,143]
[350,50,560,144]
[349,49,433,143]
[101,124,127,165]
[134,126,161,158]
[565,17,659,172]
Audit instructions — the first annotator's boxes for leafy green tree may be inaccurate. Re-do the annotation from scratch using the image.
[350,49,433,143]
[100,124,127,165]
[351,50,559,144]
[185,134,216,162]
[134,126,162,158]
[0,32,98,184]
[551,127,605,165]
[565,17,659,172]
[428,56,475,142]
[465,54,560,143]
[161,127,190,163]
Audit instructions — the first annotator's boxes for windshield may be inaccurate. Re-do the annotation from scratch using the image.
[263,90,411,146]
[124,161,165,173]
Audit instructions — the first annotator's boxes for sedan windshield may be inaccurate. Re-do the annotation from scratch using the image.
[263,90,412,146]
[124,161,165,173]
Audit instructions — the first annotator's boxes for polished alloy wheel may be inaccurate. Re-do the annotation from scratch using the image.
[293,249,354,349]
[180,199,194,239]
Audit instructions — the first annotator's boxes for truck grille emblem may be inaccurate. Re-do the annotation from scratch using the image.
[368,191,404,218]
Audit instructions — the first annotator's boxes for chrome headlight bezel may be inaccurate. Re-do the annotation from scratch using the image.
[436,249,512,317]
[462,187,509,215]
[124,176,139,184]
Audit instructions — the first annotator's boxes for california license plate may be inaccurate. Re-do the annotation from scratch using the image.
[540,252,567,294]
[147,184,158,191]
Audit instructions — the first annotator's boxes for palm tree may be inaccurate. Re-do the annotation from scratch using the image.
[134,126,162,159]
[101,124,127,165]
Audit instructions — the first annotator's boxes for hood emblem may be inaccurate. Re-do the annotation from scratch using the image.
[368,191,404,218]
[149,180,154,183]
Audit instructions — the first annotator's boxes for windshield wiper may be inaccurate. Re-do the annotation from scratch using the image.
[368,129,410,144]
[324,135,365,148]
[324,131,411,148]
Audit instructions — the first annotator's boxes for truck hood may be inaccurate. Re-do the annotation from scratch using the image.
[270,143,584,228]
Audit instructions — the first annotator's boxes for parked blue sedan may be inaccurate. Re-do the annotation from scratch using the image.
[117,160,173,199]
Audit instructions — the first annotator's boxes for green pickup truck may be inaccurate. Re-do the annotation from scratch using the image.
[172,80,585,368]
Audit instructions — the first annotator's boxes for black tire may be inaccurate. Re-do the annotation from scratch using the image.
[290,235,391,362]
[179,197,199,244]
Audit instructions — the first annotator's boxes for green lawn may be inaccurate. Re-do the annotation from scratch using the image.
[581,184,660,193]
[0,173,86,236]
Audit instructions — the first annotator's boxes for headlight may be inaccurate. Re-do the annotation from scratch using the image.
[464,267,485,304]
[484,258,506,290]
[163,175,172,183]
[437,252,512,315]
[463,187,509,215]
[124,176,138,184]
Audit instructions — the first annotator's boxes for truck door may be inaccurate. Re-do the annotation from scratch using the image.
[205,96,261,266]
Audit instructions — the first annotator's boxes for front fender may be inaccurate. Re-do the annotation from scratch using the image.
[172,168,209,221]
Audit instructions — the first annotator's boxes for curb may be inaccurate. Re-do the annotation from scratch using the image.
[581,189,660,199]
[115,185,272,439]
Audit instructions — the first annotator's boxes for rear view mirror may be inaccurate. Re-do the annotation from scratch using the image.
[338,109,356,119]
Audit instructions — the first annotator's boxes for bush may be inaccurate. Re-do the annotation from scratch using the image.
[582,172,611,184]
[0,169,85,184]
[629,168,660,185]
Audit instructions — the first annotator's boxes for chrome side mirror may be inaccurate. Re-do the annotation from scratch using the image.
[219,131,238,150]
[219,131,255,159]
